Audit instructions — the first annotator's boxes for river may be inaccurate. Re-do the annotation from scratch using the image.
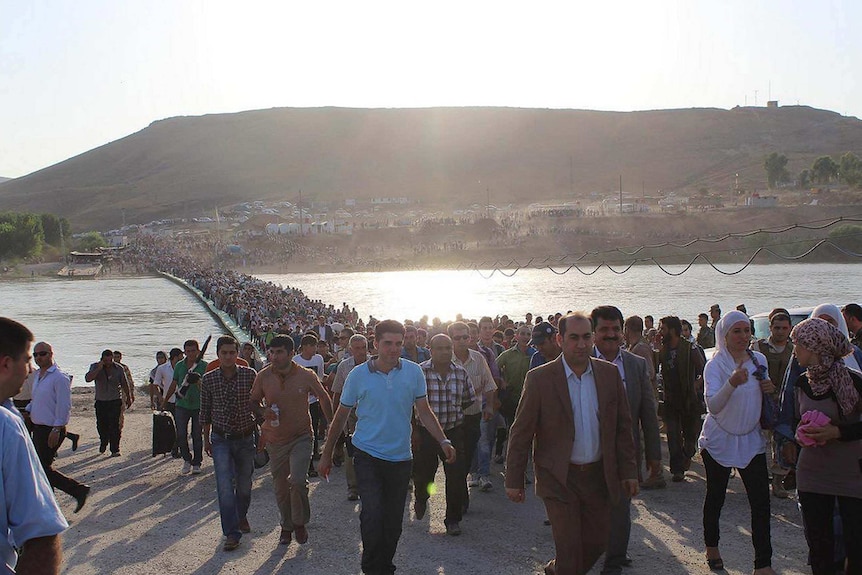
[3,263,860,387]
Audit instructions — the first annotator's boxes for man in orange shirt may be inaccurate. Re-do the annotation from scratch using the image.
[249,334,332,546]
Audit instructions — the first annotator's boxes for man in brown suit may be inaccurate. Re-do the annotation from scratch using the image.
[505,313,638,575]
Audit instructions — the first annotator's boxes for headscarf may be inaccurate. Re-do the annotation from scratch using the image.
[811,303,861,371]
[791,317,860,415]
[711,310,752,375]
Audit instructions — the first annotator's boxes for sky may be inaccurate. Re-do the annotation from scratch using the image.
[1,0,861,178]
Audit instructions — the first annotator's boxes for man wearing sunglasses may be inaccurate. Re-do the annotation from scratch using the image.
[85,349,132,456]
[28,342,90,513]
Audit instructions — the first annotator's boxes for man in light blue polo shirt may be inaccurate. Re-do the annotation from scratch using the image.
[0,317,68,574]
[319,319,455,575]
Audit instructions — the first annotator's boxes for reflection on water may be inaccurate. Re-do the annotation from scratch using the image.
[3,264,861,387]
[1,277,223,387]
[259,263,862,325]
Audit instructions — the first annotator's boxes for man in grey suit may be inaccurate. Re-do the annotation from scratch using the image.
[591,306,664,575]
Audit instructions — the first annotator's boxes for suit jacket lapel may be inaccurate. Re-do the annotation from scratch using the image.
[621,351,638,407]
[554,356,575,428]
[591,357,611,419]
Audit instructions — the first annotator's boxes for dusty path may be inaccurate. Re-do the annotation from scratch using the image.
[55,395,810,575]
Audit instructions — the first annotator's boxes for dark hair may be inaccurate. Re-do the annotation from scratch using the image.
[156,350,167,359]
[183,340,199,349]
[698,313,709,320]
[447,322,469,336]
[842,303,862,322]
[216,335,238,352]
[268,334,295,354]
[504,328,515,337]
[169,347,184,359]
[644,315,654,322]
[590,305,624,329]
[558,312,590,337]
[624,315,644,333]
[374,319,405,340]
[405,325,417,334]
[768,308,790,320]
[101,349,114,358]
[416,328,427,337]
[769,313,792,325]
[681,319,693,330]
[660,316,682,337]
[300,334,319,347]
[0,317,33,360]
[479,316,494,328]
[467,322,479,333]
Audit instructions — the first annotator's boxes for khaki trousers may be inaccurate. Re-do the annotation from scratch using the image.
[267,434,313,531]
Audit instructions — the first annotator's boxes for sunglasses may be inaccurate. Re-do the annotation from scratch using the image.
[452,335,470,341]
[34,351,50,357]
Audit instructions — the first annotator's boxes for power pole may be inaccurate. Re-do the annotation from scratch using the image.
[619,174,623,215]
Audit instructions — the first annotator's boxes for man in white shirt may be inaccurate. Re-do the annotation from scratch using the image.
[152,347,184,458]
[505,313,638,575]
[0,318,68,574]
[294,334,326,475]
[29,342,91,513]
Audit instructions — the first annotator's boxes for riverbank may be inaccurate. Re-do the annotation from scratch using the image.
[57,395,810,575]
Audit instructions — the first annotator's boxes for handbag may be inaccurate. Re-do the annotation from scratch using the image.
[747,350,778,430]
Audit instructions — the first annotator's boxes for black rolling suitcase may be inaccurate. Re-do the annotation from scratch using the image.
[152,410,176,457]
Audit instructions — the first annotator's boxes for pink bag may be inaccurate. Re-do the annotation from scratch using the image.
[795,410,832,447]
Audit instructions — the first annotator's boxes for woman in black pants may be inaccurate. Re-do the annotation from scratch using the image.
[782,317,862,575]
[698,310,777,575]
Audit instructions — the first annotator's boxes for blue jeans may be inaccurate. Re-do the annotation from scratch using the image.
[175,407,202,466]
[475,415,498,477]
[353,448,412,575]
[211,432,255,538]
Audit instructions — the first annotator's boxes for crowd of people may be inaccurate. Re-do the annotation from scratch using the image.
[2,238,861,575]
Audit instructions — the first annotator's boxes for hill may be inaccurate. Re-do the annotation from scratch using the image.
[1,105,861,230]
[0,177,11,184]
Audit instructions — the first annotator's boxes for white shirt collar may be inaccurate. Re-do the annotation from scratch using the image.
[562,356,592,381]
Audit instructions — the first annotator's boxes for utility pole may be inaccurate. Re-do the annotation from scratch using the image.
[619,174,623,215]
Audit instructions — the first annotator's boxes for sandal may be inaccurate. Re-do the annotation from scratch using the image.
[707,557,725,571]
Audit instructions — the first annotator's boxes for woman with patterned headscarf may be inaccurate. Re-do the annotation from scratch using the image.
[698,310,777,574]
[786,317,862,575]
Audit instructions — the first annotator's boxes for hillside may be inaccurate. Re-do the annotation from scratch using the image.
[0,177,11,184]
[1,105,861,230]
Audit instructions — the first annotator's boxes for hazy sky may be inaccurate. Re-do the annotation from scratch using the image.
[2,0,860,178]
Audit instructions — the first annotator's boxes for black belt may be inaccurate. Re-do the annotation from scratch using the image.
[212,426,255,440]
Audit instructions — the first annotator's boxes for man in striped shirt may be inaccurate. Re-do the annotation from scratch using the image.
[413,334,477,536]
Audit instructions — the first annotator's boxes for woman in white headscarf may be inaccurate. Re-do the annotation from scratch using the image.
[810,304,862,371]
[698,310,776,574]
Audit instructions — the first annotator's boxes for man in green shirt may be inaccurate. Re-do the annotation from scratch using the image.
[162,339,207,474]
[495,325,535,461]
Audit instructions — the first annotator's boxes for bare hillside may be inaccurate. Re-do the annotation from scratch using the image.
[1,105,861,229]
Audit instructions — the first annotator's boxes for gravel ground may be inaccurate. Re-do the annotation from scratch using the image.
[55,393,810,575]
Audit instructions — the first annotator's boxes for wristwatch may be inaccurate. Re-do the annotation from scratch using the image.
[440,439,453,447]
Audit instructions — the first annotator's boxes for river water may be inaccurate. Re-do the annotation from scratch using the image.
[3,263,860,387]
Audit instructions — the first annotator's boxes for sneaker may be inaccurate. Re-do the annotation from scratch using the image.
[223,535,240,551]
[182,461,192,474]
[480,476,493,492]
[641,474,668,490]
[467,474,481,487]
[191,465,202,475]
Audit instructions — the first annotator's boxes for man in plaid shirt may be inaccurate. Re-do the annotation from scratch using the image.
[200,335,259,552]
[413,334,477,536]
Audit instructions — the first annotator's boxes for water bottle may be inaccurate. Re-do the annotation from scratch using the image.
[270,404,280,427]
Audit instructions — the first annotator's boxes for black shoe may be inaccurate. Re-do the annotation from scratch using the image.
[74,486,91,513]
[622,557,633,567]
[110,452,121,458]
[69,433,80,452]
[308,468,319,478]
[171,450,182,459]
[414,498,427,520]
[671,473,685,482]
[99,442,107,454]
